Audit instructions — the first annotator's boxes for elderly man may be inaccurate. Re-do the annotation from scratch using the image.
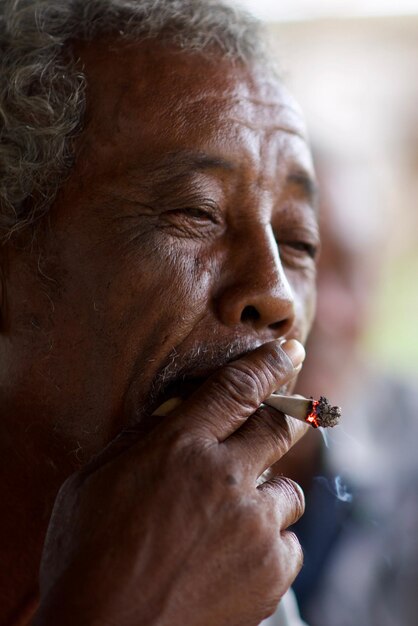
[0,1,319,624]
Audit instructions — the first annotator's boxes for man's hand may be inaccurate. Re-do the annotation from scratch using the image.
[33,340,307,626]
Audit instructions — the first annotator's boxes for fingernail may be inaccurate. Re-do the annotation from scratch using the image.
[282,339,306,369]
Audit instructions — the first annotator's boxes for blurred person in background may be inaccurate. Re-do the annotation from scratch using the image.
[278,149,418,626]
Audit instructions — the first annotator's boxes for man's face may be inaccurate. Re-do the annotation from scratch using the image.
[2,40,318,464]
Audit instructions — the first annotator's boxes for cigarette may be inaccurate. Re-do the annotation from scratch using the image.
[263,394,341,428]
[153,394,341,428]
[153,397,183,416]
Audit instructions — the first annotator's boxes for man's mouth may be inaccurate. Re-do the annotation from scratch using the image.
[140,337,293,422]
[150,370,290,418]
[150,373,215,417]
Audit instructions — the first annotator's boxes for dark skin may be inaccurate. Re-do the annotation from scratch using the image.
[0,39,319,625]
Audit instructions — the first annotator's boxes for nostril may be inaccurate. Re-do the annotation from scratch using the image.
[240,305,291,331]
[240,305,260,324]
[269,319,285,331]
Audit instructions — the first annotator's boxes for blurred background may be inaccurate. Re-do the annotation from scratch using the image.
[234,0,418,375]
[231,3,418,626]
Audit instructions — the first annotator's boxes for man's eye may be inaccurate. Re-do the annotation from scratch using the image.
[184,208,213,220]
[168,207,219,223]
[283,241,318,260]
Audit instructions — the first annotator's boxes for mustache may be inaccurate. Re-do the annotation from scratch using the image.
[138,337,266,419]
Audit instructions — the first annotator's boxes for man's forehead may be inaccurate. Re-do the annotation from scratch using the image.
[77,37,306,138]
[71,37,313,197]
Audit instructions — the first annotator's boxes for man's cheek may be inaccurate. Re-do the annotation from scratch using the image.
[304,289,317,339]
[106,248,214,351]
[148,246,216,318]
[291,280,317,344]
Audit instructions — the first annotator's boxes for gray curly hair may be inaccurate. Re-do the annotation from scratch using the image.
[0,0,265,239]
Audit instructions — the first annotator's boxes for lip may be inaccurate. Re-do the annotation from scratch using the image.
[149,341,261,409]
[165,375,209,399]
[149,374,211,416]
[147,351,248,416]
[148,338,294,416]
[151,374,293,416]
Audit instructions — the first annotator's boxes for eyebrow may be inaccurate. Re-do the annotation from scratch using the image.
[122,150,319,209]
[128,150,235,184]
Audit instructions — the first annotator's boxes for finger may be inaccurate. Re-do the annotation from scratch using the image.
[258,476,306,530]
[256,477,305,592]
[225,405,309,478]
[78,413,169,478]
[277,529,305,589]
[167,339,305,441]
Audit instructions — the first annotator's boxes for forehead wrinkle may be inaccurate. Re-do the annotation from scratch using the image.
[171,87,307,134]
[119,150,235,190]
[225,117,306,139]
[143,150,234,173]
[225,89,307,135]
[178,101,306,140]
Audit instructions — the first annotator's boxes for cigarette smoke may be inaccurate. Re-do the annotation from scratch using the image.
[334,475,353,503]
[317,427,352,501]
[315,475,353,503]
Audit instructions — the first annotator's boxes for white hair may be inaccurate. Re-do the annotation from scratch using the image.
[0,0,266,238]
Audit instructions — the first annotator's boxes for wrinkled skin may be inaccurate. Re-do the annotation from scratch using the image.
[0,39,319,624]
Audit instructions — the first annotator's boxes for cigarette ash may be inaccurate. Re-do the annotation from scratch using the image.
[307,396,341,429]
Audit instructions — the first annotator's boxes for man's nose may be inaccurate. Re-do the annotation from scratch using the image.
[215,227,295,335]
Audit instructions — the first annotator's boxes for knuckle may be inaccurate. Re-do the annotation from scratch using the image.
[262,341,289,375]
[216,454,245,487]
[240,502,276,556]
[255,407,289,442]
[162,433,227,494]
[277,477,305,519]
[220,493,259,533]
[255,531,284,585]
[213,363,265,406]
[157,427,200,472]
[290,531,304,562]
[265,547,284,583]
[259,531,278,566]
[266,531,304,590]
[282,530,304,570]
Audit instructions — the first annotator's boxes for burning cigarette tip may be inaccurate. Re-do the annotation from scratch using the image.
[153,393,342,430]
[263,393,341,428]
[307,396,341,429]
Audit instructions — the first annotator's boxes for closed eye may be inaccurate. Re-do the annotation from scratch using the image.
[176,208,215,220]
[168,206,221,224]
[282,241,318,260]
